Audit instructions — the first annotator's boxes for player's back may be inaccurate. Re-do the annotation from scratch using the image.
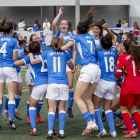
[46,49,69,85]
[0,35,18,67]
[72,33,97,67]
[97,46,117,82]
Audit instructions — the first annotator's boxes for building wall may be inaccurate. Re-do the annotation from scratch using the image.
[0,5,128,30]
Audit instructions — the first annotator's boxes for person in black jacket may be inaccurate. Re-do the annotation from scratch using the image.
[116,20,121,27]
[111,30,123,44]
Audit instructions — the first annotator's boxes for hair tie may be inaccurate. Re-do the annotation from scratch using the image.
[15,33,20,39]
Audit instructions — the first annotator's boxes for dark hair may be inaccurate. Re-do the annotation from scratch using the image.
[101,34,112,50]
[28,41,41,55]
[118,20,121,22]
[51,37,64,51]
[124,32,136,43]
[29,34,36,42]
[123,19,126,21]
[40,32,43,34]
[24,36,27,39]
[77,7,97,34]
[123,40,140,69]
[0,16,14,34]
[12,32,17,38]
[19,19,23,22]
[67,21,73,32]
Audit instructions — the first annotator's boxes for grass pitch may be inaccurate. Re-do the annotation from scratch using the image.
[0,71,139,140]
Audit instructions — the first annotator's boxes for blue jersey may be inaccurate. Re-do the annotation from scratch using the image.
[17,46,26,73]
[23,55,48,87]
[41,50,70,85]
[92,35,101,51]
[96,46,117,82]
[55,30,75,60]
[0,35,19,67]
[71,33,97,67]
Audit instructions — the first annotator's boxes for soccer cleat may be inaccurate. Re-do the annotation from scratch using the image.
[67,109,74,118]
[30,128,37,136]
[102,111,106,122]
[92,120,98,131]
[14,112,22,120]
[108,131,117,137]
[119,123,126,129]
[59,134,65,138]
[123,131,137,138]
[2,111,9,121]
[82,127,93,135]
[26,115,31,123]
[46,132,53,139]
[7,118,16,130]
[96,129,107,138]
[116,120,124,127]
[36,114,43,123]
[53,129,56,135]
[122,128,140,134]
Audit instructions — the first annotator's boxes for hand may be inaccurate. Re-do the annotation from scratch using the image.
[59,7,64,14]
[77,64,81,72]
[71,66,75,73]
[102,23,108,30]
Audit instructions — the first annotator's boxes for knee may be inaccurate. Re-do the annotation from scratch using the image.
[104,105,111,112]
[111,103,119,112]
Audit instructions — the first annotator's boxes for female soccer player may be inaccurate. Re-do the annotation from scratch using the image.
[61,7,100,135]
[14,41,48,135]
[52,7,77,117]
[115,40,140,138]
[2,33,26,121]
[93,23,117,137]
[28,37,74,138]
[0,16,19,129]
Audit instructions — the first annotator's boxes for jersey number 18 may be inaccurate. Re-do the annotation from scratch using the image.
[104,56,114,72]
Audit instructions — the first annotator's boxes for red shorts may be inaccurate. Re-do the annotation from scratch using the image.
[119,94,140,108]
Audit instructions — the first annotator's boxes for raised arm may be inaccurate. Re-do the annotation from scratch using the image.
[103,23,116,47]
[28,53,42,64]
[52,7,64,35]
[61,40,74,51]
[111,30,118,36]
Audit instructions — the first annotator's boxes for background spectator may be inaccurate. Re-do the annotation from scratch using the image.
[101,19,106,25]
[43,18,51,31]
[9,19,17,30]
[121,19,128,27]
[27,22,33,32]
[134,22,139,44]
[18,19,26,31]
[33,23,39,31]
[39,32,45,45]
[111,30,123,44]
[116,20,121,27]
[35,20,41,30]
[24,36,29,46]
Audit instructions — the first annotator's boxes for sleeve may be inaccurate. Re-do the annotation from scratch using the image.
[55,30,60,37]
[115,56,123,78]
[40,51,47,61]
[70,35,79,45]
[111,46,118,54]
[47,22,51,28]
[22,56,30,65]
[111,30,118,36]
[13,40,19,51]
[43,22,46,29]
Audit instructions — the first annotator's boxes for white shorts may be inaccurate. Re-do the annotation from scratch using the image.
[116,93,120,98]
[31,84,48,100]
[94,79,116,100]
[78,63,101,84]
[46,84,69,101]
[26,69,34,86]
[0,67,17,83]
[17,72,22,83]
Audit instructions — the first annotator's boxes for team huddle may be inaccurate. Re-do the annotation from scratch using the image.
[0,6,140,139]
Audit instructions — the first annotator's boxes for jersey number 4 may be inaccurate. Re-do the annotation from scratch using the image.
[0,42,7,57]
[104,57,114,72]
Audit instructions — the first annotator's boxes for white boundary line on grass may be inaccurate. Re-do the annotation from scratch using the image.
[3,89,29,97]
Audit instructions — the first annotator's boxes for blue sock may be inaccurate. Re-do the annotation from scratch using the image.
[48,112,55,132]
[8,101,16,121]
[113,109,123,121]
[15,95,21,110]
[56,101,59,109]
[29,107,36,129]
[59,111,66,131]
[4,96,9,111]
[90,113,95,121]
[131,117,137,129]
[0,100,2,114]
[105,110,115,133]
[36,101,43,115]
[102,107,104,111]
[68,89,74,109]
[82,111,91,124]
[27,101,30,115]
[95,109,104,131]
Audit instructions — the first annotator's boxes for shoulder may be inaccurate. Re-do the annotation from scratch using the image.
[67,30,75,36]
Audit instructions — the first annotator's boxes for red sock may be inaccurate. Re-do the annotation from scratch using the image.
[122,113,134,132]
[132,112,140,130]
